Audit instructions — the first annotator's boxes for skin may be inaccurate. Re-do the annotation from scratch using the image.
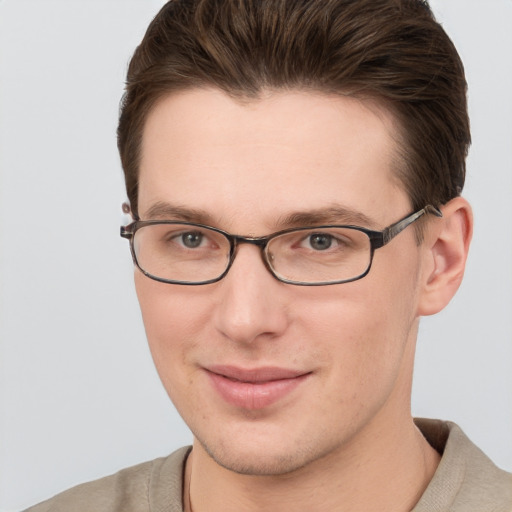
[135,88,472,512]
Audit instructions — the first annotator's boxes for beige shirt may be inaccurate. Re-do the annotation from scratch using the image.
[25,419,512,512]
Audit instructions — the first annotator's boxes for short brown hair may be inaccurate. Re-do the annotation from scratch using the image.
[118,0,470,218]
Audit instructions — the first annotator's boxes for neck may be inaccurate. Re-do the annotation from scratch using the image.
[184,415,440,512]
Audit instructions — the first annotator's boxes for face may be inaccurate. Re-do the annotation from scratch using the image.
[135,88,425,475]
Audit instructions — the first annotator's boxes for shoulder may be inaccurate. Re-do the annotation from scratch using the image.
[414,419,512,512]
[24,446,191,512]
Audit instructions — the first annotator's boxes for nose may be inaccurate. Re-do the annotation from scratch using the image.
[213,244,289,345]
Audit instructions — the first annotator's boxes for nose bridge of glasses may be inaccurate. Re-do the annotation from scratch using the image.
[229,235,276,276]
[232,235,269,248]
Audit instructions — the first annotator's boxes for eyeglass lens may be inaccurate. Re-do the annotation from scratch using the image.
[132,223,372,284]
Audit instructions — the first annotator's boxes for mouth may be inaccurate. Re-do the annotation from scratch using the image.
[205,365,311,410]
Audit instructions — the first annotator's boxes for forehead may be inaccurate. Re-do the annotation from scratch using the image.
[138,88,408,231]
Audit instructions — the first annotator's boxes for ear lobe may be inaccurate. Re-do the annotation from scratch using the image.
[417,197,473,316]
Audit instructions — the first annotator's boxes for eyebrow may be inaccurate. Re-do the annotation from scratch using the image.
[142,201,378,230]
[143,202,216,225]
[276,206,378,229]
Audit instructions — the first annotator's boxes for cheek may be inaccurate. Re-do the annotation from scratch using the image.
[298,272,419,384]
[298,296,387,379]
[134,274,208,382]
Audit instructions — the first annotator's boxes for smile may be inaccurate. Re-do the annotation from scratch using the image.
[205,366,311,410]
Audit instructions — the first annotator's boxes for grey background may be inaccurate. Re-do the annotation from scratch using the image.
[1,1,511,510]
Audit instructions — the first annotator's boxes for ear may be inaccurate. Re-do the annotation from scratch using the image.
[417,197,473,316]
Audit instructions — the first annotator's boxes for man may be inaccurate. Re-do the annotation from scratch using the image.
[26,0,512,511]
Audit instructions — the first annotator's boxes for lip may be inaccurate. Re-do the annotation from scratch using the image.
[205,365,311,410]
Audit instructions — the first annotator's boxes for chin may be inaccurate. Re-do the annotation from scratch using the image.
[195,432,333,477]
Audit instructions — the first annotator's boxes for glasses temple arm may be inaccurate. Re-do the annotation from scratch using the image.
[382,205,443,245]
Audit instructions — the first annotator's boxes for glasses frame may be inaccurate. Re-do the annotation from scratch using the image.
[120,205,442,286]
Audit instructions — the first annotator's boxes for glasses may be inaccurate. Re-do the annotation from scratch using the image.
[120,205,442,286]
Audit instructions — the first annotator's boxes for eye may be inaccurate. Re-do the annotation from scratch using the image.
[308,233,334,251]
[293,229,355,253]
[180,231,204,248]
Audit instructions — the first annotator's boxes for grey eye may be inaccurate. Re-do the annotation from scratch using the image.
[309,233,333,250]
[181,232,203,248]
